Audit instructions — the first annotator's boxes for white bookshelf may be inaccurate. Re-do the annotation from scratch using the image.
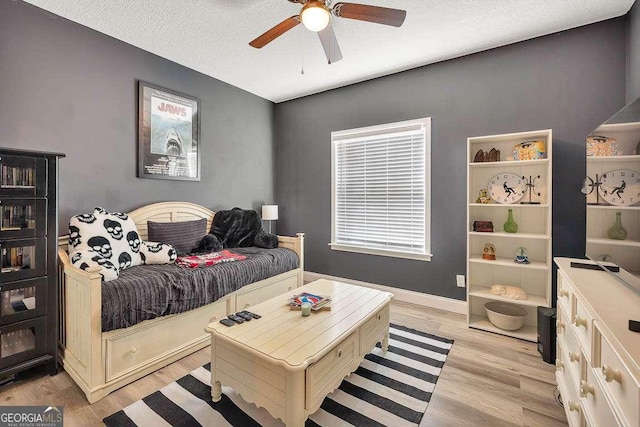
[466,129,552,342]
[586,121,640,273]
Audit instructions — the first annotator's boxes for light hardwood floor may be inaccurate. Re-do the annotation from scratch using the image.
[0,300,567,426]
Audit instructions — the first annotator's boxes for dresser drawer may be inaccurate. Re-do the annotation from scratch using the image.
[306,332,358,412]
[594,323,639,427]
[236,275,297,310]
[557,305,583,391]
[106,298,230,381]
[571,297,593,362]
[360,304,389,354]
[557,270,573,316]
[557,344,582,427]
[581,364,621,427]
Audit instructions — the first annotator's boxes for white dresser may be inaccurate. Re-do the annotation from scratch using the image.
[555,258,640,427]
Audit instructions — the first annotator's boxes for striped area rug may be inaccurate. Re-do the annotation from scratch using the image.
[104,324,453,427]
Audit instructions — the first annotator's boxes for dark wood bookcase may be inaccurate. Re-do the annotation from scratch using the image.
[0,148,64,381]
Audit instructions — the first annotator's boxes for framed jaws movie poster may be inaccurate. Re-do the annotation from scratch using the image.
[137,81,201,181]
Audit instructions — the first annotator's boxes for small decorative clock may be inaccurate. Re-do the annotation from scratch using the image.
[598,169,640,206]
[488,172,526,204]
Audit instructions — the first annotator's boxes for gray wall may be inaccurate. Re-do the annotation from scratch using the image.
[627,0,640,102]
[0,1,275,230]
[275,19,627,299]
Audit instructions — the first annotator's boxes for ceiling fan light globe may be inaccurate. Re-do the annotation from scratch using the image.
[300,2,330,32]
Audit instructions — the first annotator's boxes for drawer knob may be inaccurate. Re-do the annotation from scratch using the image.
[568,401,580,413]
[580,380,595,397]
[602,365,622,383]
[244,303,251,308]
[337,350,342,358]
[210,315,217,322]
[569,352,581,363]
[556,321,565,334]
[559,289,569,297]
[573,316,587,328]
[288,287,292,291]
[131,347,137,354]
[555,359,565,371]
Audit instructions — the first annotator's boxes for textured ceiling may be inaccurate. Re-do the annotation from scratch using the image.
[22,0,634,103]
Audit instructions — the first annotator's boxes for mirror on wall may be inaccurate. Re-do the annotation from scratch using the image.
[584,95,640,294]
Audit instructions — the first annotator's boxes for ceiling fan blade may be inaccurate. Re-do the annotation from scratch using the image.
[317,26,343,64]
[249,16,300,48]
[333,3,406,27]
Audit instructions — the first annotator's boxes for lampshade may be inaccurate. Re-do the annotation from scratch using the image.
[300,1,330,32]
[262,205,279,221]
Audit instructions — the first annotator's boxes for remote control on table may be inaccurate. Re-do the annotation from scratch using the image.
[228,314,245,324]
[219,318,235,327]
[241,310,261,319]
[235,312,253,321]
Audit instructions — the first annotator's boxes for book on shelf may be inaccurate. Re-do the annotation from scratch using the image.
[288,292,331,311]
[1,165,35,187]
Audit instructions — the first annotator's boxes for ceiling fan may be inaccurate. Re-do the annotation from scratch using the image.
[249,1,407,64]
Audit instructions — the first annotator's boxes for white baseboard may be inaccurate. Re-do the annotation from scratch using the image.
[304,271,467,315]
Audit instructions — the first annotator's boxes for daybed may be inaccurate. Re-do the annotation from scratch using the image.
[57,201,304,403]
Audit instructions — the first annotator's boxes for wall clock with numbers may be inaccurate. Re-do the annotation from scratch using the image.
[488,172,526,204]
[598,169,640,206]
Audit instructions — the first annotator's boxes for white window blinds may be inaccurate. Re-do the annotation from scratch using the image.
[331,118,431,261]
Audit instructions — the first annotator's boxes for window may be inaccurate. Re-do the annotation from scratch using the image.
[331,118,431,261]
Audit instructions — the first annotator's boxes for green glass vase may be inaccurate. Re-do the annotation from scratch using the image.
[504,208,518,233]
[608,211,627,240]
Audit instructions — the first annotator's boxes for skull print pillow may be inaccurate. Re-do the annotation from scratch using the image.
[70,250,119,281]
[68,207,142,273]
[139,241,177,265]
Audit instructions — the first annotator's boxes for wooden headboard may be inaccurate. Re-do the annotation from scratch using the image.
[128,201,215,241]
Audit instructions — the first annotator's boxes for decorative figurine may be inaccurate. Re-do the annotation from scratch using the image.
[473,148,500,162]
[514,246,530,264]
[482,243,496,260]
[582,174,605,205]
[521,175,541,204]
[476,188,492,204]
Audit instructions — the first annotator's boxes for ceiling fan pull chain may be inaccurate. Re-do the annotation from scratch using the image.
[328,24,332,64]
[300,23,305,75]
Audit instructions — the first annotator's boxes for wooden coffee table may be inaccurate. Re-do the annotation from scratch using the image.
[204,279,393,426]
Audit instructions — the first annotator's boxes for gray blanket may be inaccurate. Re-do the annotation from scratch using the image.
[101,247,299,331]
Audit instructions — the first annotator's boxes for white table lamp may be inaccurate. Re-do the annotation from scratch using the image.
[262,205,278,233]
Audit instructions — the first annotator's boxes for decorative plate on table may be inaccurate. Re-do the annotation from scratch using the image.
[598,169,640,206]
[488,172,526,204]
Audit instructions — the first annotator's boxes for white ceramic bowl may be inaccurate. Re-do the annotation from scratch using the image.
[484,301,527,331]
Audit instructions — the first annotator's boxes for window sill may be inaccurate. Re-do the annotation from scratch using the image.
[329,243,432,262]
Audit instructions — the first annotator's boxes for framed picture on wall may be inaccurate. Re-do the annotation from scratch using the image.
[137,81,201,181]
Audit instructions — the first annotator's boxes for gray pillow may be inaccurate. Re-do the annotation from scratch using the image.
[147,218,207,255]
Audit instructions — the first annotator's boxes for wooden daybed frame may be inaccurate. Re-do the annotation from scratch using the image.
[57,201,304,403]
